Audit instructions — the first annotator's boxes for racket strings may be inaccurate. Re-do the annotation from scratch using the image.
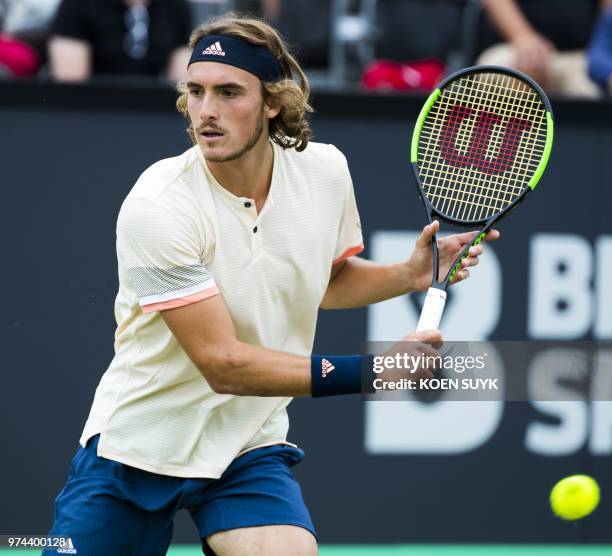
[442,75,536,218]
[435,74,538,218]
[418,71,548,222]
[424,74,545,220]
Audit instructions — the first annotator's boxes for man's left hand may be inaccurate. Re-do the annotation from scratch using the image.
[405,220,500,292]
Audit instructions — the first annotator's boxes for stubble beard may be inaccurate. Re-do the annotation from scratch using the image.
[202,106,265,163]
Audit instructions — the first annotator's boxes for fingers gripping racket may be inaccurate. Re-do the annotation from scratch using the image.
[412,65,554,331]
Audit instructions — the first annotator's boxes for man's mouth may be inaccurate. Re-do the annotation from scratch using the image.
[200,129,224,138]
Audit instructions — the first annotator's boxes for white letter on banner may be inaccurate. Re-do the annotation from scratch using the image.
[590,350,612,455]
[595,236,612,339]
[525,348,588,456]
[528,234,592,339]
[365,231,503,454]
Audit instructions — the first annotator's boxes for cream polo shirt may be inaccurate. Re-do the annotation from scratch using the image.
[80,140,364,478]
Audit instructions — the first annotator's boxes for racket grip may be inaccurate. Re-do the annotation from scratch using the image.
[416,287,447,331]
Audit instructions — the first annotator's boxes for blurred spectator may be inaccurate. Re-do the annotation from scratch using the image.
[0,0,61,78]
[588,0,612,93]
[375,1,464,64]
[264,0,331,68]
[220,0,329,68]
[359,1,477,90]
[48,0,192,83]
[233,0,266,18]
[477,0,602,98]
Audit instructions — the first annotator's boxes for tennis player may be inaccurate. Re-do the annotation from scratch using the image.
[44,14,498,556]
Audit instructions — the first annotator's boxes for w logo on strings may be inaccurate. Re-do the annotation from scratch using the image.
[439,104,532,175]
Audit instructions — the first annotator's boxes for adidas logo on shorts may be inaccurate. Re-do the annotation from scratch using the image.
[57,537,78,554]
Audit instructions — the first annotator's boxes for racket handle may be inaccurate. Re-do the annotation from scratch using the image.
[416,287,447,331]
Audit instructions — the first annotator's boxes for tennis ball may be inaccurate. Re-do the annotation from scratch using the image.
[550,475,600,520]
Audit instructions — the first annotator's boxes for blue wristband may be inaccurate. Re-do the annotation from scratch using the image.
[311,355,374,397]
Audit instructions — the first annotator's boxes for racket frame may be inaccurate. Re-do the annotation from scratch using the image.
[410,65,554,291]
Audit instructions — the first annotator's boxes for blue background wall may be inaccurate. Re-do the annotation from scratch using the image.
[1,82,611,543]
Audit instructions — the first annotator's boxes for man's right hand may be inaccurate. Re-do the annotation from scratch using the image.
[377,329,443,385]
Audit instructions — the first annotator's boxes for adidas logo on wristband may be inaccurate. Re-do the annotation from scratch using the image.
[321,358,335,378]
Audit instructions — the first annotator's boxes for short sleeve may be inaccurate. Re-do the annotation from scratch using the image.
[51,0,91,41]
[171,0,193,49]
[332,154,364,265]
[117,196,219,313]
[587,8,612,89]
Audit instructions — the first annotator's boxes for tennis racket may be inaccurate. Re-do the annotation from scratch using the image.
[412,65,554,331]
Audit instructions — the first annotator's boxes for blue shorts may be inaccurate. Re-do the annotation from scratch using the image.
[43,435,315,556]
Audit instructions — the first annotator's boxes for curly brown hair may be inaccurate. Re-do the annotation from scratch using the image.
[176,13,312,151]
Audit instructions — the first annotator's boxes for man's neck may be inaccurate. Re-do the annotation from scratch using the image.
[206,137,275,212]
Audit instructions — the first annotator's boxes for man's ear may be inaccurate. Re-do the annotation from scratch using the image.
[264,103,281,120]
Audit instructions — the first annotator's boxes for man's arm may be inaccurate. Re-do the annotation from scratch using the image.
[161,294,311,397]
[321,257,413,309]
[162,291,443,396]
[321,221,499,310]
[165,0,192,82]
[482,0,536,43]
[48,0,92,82]
[48,36,91,81]
[166,47,191,83]
[481,0,554,79]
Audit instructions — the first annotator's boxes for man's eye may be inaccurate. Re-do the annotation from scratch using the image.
[189,89,202,96]
[222,90,237,98]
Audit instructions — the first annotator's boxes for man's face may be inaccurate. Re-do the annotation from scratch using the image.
[186,62,277,163]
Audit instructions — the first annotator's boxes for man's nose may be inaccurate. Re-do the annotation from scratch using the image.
[199,94,219,120]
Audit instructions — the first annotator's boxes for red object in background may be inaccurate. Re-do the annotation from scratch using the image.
[0,34,40,77]
[362,59,445,92]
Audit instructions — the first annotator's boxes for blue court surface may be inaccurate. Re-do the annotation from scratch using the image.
[1,545,611,555]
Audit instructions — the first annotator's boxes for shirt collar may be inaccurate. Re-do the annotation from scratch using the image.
[196,141,278,210]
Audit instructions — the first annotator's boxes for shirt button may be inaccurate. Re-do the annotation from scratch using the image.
[253,226,258,233]
[244,202,252,208]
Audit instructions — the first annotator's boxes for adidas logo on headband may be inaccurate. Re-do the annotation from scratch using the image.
[203,41,226,57]
[189,34,283,81]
